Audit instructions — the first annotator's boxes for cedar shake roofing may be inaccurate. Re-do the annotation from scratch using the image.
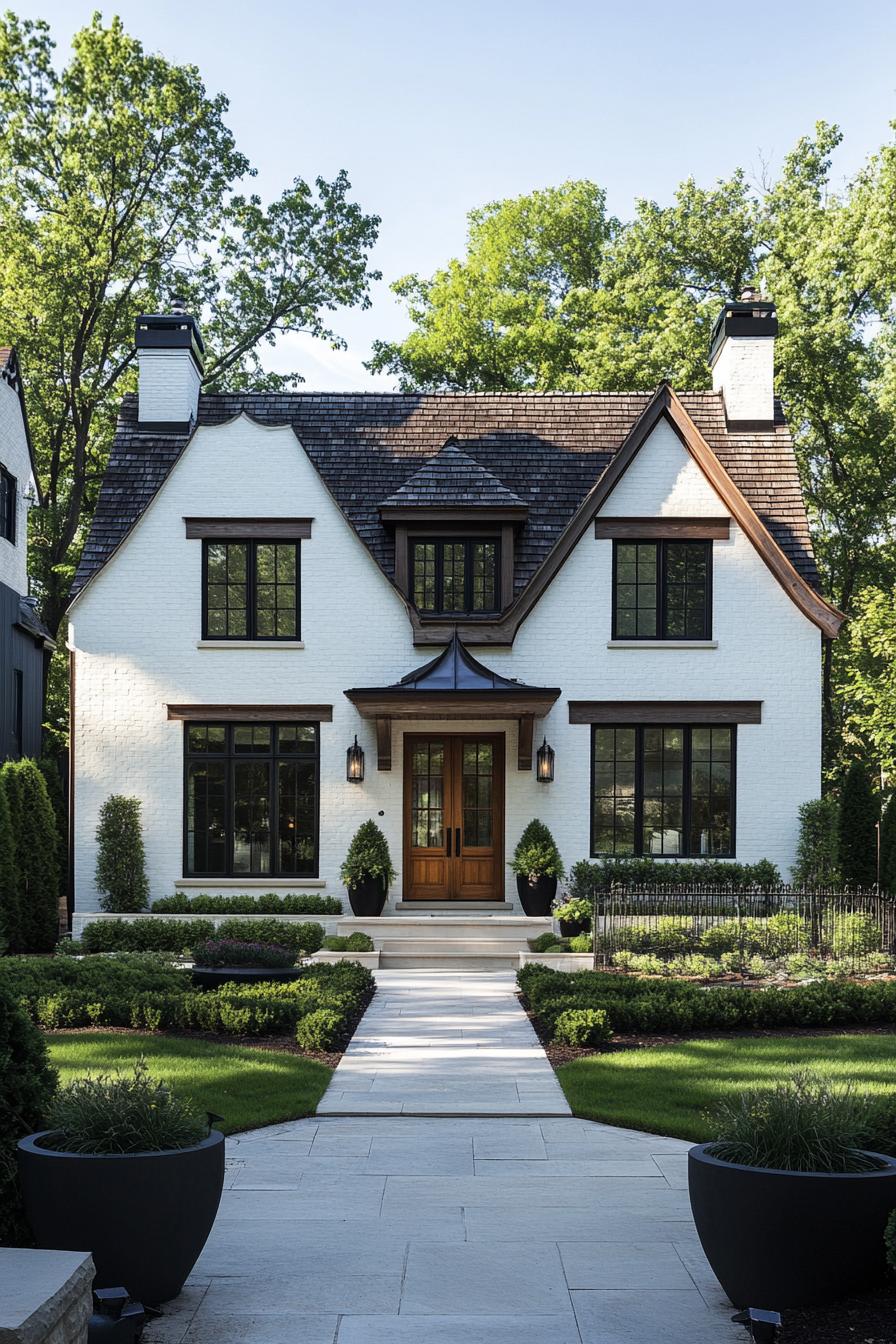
[378,439,526,511]
[72,389,821,603]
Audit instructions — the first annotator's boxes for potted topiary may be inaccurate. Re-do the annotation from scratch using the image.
[553,895,592,938]
[510,820,565,916]
[340,820,396,916]
[18,1062,225,1307]
[688,1072,896,1309]
[190,937,305,989]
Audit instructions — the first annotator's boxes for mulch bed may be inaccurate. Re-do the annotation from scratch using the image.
[781,1282,896,1342]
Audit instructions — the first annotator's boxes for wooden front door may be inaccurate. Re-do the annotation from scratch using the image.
[403,734,504,901]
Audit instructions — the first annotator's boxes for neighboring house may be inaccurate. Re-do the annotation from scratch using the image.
[0,348,53,762]
[68,297,843,918]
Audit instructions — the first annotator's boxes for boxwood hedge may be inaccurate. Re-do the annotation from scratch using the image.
[151,892,342,915]
[75,917,325,956]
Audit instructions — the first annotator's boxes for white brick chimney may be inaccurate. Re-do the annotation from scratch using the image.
[709,287,778,427]
[135,301,204,429]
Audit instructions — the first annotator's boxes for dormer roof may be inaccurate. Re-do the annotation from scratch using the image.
[378,439,527,516]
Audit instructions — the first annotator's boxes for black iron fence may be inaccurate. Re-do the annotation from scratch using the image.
[585,885,896,974]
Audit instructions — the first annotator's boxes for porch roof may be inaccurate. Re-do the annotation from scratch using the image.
[344,633,560,770]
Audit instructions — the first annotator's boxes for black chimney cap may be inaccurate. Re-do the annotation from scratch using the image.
[709,299,777,365]
[135,311,205,367]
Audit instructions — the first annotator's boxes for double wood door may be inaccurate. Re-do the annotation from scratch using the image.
[403,733,504,901]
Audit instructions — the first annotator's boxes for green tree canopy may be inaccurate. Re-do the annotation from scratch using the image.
[0,11,380,644]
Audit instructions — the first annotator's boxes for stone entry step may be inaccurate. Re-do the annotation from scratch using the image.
[394,900,513,912]
[337,914,551,969]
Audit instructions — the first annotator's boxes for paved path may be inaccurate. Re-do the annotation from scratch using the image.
[318,970,571,1116]
[147,971,740,1344]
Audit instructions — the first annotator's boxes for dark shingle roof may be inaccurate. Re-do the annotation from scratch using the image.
[379,439,526,511]
[72,390,820,601]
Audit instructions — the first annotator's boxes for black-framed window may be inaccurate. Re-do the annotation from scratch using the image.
[612,540,711,639]
[410,538,500,615]
[203,540,300,640]
[591,724,735,857]
[0,464,15,544]
[184,721,319,876]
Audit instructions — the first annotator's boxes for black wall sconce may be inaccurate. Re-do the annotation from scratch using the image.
[536,736,555,782]
[346,735,365,782]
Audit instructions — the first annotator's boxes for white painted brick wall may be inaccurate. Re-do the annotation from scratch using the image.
[137,349,201,425]
[711,336,775,424]
[69,413,822,913]
[0,377,35,595]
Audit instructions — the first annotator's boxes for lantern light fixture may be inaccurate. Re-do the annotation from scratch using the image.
[346,735,365,782]
[536,736,555,782]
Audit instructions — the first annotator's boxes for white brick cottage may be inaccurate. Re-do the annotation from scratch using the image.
[67,298,843,920]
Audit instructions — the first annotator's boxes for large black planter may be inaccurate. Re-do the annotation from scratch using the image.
[18,1129,225,1306]
[688,1143,896,1309]
[348,876,387,917]
[192,965,305,990]
[558,916,591,938]
[516,874,557,917]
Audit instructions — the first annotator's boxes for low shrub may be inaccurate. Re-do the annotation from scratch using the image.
[568,933,593,953]
[81,918,216,954]
[151,892,342,915]
[706,1071,883,1173]
[215,918,324,955]
[0,981,58,1243]
[566,857,781,898]
[321,933,374,952]
[553,896,592,924]
[296,1008,344,1052]
[528,932,560,953]
[192,939,296,969]
[44,1060,207,1154]
[831,912,881,957]
[553,1007,612,1048]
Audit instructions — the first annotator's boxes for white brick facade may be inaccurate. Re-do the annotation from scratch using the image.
[0,375,35,596]
[69,412,822,913]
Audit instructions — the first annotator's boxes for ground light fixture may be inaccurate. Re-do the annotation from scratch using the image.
[536,736,555,782]
[346,735,365,782]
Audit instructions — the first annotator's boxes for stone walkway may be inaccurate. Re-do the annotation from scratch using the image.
[147,971,741,1344]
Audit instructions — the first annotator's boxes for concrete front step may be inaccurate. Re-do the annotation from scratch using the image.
[379,951,522,969]
[337,915,551,944]
[393,901,513,912]
[378,938,533,957]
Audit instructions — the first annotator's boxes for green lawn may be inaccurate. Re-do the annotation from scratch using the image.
[47,1034,332,1134]
[558,1035,896,1141]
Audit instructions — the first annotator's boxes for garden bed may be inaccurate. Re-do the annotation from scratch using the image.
[781,1281,896,1343]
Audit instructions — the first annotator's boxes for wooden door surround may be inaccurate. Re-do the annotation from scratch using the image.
[403,733,505,901]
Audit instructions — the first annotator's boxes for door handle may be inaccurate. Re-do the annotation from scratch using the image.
[455,827,461,856]
[446,829,452,858]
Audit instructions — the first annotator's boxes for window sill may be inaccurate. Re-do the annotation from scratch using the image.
[175,877,326,888]
[606,640,718,650]
[196,640,305,650]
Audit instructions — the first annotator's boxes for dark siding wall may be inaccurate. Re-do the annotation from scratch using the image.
[0,580,45,761]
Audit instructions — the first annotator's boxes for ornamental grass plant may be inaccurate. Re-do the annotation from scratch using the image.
[44,1060,207,1154]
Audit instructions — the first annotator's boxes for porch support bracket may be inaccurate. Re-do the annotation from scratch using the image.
[517,715,534,771]
[376,717,392,771]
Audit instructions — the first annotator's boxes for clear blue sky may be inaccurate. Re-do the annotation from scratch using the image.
[17,0,896,388]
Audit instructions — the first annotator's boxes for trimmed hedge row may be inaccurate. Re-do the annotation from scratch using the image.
[566,857,782,897]
[151,892,342,915]
[75,917,325,956]
[518,963,896,1040]
[0,954,373,1047]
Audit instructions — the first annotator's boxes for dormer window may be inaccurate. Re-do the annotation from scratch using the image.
[0,463,15,544]
[411,538,500,615]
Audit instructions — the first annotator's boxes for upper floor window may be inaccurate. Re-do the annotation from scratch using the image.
[0,464,15,544]
[613,540,710,640]
[411,537,500,615]
[203,540,299,640]
[591,724,734,858]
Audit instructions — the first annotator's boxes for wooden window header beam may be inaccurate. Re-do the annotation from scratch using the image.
[185,518,313,539]
[569,700,762,725]
[168,704,333,722]
[595,517,731,540]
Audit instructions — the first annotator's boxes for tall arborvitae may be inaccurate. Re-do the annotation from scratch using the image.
[0,780,17,951]
[837,760,879,888]
[1,760,60,952]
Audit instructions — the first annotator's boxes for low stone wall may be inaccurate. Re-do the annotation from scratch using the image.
[0,1249,94,1344]
[518,951,595,972]
[311,950,381,969]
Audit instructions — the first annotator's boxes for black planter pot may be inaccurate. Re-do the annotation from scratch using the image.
[348,876,387,917]
[18,1129,225,1306]
[688,1143,896,1309]
[191,965,305,990]
[558,917,591,938]
[516,874,557,917]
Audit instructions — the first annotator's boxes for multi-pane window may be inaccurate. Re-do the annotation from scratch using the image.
[0,464,15,543]
[592,725,734,857]
[613,541,710,639]
[185,722,318,876]
[203,541,299,640]
[411,538,499,615]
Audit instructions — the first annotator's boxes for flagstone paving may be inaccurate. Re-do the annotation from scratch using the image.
[146,971,741,1344]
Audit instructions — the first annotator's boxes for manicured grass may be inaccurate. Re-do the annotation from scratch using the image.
[47,1033,332,1134]
[558,1034,896,1141]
